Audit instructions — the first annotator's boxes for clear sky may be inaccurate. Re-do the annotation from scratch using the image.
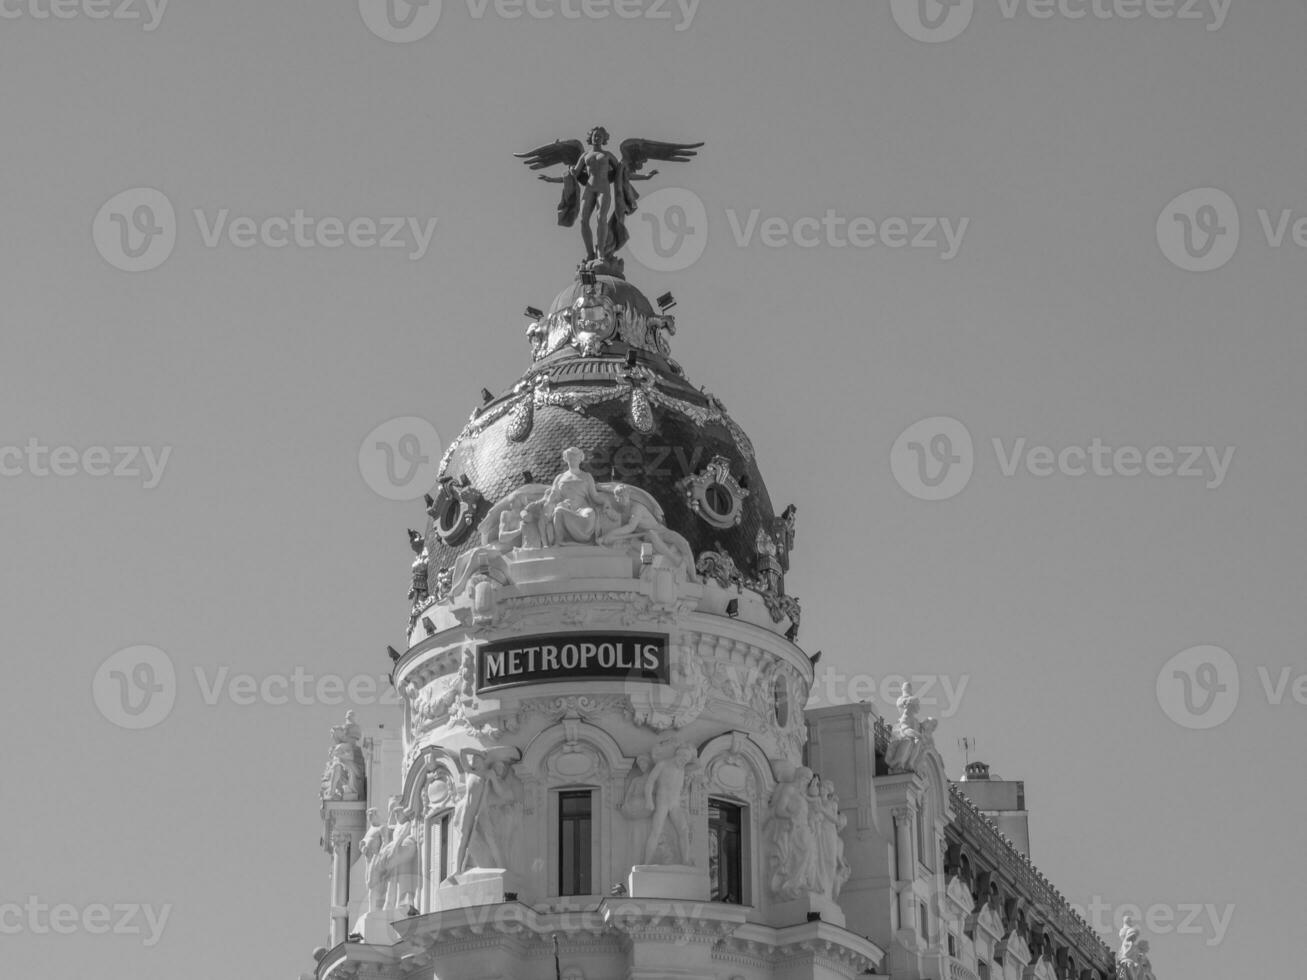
[2,1,1303,978]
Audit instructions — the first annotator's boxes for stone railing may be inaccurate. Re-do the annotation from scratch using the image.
[948,957,981,980]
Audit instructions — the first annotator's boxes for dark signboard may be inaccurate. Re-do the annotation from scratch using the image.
[475,631,670,693]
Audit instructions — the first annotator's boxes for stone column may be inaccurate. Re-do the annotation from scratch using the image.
[329,831,352,947]
[892,807,918,939]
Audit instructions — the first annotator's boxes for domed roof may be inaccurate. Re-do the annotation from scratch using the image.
[419,271,793,598]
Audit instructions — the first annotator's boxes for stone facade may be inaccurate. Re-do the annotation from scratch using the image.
[307,263,1157,980]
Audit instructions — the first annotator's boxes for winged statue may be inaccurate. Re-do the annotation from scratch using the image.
[516,126,703,267]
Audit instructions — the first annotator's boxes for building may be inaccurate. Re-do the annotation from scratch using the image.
[954,762,1030,860]
[308,149,1161,980]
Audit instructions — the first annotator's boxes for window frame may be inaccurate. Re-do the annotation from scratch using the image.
[707,797,747,905]
[557,789,595,898]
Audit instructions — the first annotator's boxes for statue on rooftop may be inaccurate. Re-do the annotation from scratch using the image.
[516,128,703,267]
[1118,915,1158,980]
[885,684,939,774]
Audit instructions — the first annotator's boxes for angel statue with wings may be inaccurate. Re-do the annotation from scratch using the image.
[516,126,703,267]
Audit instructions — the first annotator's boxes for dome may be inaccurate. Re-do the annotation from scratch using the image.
[415,270,797,627]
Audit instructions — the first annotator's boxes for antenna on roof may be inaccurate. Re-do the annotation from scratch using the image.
[958,736,977,767]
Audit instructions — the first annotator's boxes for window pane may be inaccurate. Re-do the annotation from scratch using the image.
[708,800,743,904]
[559,791,592,896]
[438,814,450,882]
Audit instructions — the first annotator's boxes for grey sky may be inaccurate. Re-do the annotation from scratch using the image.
[1,1,1303,977]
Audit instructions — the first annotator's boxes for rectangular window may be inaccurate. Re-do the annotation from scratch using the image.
[437,812,450,883]
[558,791,593,896]
[978,961,991,980]
[917,809,932,870]
[919,901,930,940]
[708,800,744,903]
[948,932,957,957]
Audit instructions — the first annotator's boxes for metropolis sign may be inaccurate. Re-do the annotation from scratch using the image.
[475,631,670,694]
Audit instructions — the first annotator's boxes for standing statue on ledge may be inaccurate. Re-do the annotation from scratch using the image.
[642,742,698,865]
[359,807,389,913]
[321,710,365,801]
[516,128,703,267]
[407,529,429,605]
[765,764,817,899]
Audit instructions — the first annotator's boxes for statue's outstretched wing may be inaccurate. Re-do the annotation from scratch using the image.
[514,139,585,171]
[619,138,704,176]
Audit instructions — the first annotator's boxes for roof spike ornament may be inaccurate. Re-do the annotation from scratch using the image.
[516,127,703,278]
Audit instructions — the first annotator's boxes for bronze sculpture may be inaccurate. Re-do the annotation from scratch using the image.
[516,127,703,267]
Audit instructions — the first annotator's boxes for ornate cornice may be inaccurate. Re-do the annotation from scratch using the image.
[946,784,1112,972]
